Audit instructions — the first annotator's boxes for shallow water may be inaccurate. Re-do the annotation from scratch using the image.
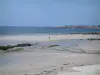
[0,26,100,35]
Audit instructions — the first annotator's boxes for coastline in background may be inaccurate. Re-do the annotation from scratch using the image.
[0,26,100,35]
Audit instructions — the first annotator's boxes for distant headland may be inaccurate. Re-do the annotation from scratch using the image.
[54,25,100,28]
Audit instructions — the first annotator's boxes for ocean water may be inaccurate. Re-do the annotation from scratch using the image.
[0,26,100,35]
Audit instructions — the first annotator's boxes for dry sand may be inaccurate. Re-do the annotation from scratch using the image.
[0,48,100,75]
[58,65,100,75]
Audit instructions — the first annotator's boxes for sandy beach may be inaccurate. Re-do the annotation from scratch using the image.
[0,34,100,75]
[0,34,100,42]
[1,0,100,74]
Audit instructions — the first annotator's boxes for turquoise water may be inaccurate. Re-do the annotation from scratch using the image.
[0,26,100,35]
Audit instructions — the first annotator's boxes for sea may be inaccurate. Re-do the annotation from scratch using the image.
[0,26,100,35]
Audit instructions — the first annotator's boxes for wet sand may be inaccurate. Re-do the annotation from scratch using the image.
[0,34,100,42]
[0,34,100,75]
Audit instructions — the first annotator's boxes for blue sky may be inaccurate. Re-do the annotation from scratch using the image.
[0,0,100,26]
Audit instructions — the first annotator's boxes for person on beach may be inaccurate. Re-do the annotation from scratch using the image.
[48,37,50,40]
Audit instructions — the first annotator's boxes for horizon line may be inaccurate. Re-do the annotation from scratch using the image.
[0,25,100,27]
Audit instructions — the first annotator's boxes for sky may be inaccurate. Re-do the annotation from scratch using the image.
[0,0,100,26]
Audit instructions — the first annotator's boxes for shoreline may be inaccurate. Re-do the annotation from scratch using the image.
[0,33,100,42]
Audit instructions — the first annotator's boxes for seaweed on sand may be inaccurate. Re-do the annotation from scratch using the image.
[87,38,100,41]
[47,44,59,48]
[0,43,34,51]
[0,45,14,51]
[14,43,33,47]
